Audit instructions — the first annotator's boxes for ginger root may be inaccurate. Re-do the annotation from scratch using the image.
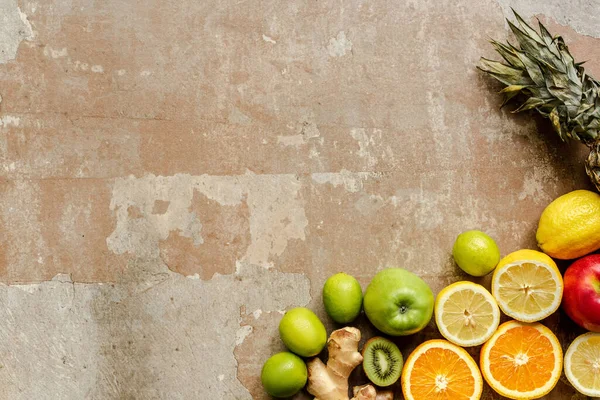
[353,385,394,400]
[307,327,363,399]
[306,327,393,400]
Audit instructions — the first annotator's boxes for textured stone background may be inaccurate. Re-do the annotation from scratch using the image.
[0,0,597,398]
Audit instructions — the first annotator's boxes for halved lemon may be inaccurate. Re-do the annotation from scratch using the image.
[435,281,500,347]
[491,249,563,322]
[402,339,483,400]
[564,332,600,397]
[480,320,562,399]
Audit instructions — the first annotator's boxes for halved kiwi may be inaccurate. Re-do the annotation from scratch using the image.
[361,336,403,387]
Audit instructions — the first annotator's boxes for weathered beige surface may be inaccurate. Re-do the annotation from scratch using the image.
[0,0,597,398]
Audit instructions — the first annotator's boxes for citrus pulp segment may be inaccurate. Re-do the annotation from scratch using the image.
[491,251,563,322]
[435,281,500,347]
[564,332,600,397]
[402,339,483,400]
[480,320,562,399]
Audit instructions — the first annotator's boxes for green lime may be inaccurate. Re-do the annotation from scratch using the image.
[261,352,307,398]
[279,307,327,357]
[452,230,501,277]
[323,272,363,323]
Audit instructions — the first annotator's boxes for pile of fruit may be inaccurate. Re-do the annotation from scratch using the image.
[261,189,600,399]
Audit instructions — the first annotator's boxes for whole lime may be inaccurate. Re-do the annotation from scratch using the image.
[261,352,307,398]
[279,307,327,357]
[452,230,501,277]
[323,272,363,323]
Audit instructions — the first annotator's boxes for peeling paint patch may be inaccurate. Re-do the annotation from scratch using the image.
[235,325,253,345]
[518,166,555,203]
[277,134,305,146]
[241,173,307,266]
[300,121,320,139]
[350,128,379,168]
[193,175,245,206]
[106,175,203,258]
[228,107,252,125]
[43,46,68,58]
[390,188,445,230]
[107,172,308,269]
[262,34,276,44]
[278,120,321,147]
[51,57,103,73]
[0,0,33,63]
[0,115,21,127]
[327,31,353,57]
[312,169,380,193]
[107,175,204,259]
[73,61,88,71]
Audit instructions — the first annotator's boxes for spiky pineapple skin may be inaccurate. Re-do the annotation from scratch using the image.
[479,11,600,191]
[587,142,600,191]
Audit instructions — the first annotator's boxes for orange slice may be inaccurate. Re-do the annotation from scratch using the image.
[480,320,562,399]
[401,339,483,400]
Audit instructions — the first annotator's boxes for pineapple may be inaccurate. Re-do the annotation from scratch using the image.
[479,11,600,191]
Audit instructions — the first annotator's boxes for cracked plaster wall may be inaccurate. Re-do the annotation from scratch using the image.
[0,0,33,64]
[0,0,598,398]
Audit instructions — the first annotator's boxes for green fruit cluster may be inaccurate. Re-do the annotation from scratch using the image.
[261,307,326,398]
[262,268,436,398]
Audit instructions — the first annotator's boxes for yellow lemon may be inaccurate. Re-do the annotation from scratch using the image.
[435,281,500,347]
[491,249,563,322]
[564,332,600,397]
[495,248,556,269]
[537,190,600,259]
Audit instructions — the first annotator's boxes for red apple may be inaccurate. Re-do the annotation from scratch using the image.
[562,254,600,332]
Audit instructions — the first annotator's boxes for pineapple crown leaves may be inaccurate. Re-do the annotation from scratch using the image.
[478,9,600,145]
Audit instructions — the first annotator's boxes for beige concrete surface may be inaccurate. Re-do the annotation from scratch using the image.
[0,0,597,398]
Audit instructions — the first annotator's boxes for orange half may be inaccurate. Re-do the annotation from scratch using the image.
[402,339,483,400]
[480,320,562,399]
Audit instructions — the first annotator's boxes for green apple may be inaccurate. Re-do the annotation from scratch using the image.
[363,268,434,336]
